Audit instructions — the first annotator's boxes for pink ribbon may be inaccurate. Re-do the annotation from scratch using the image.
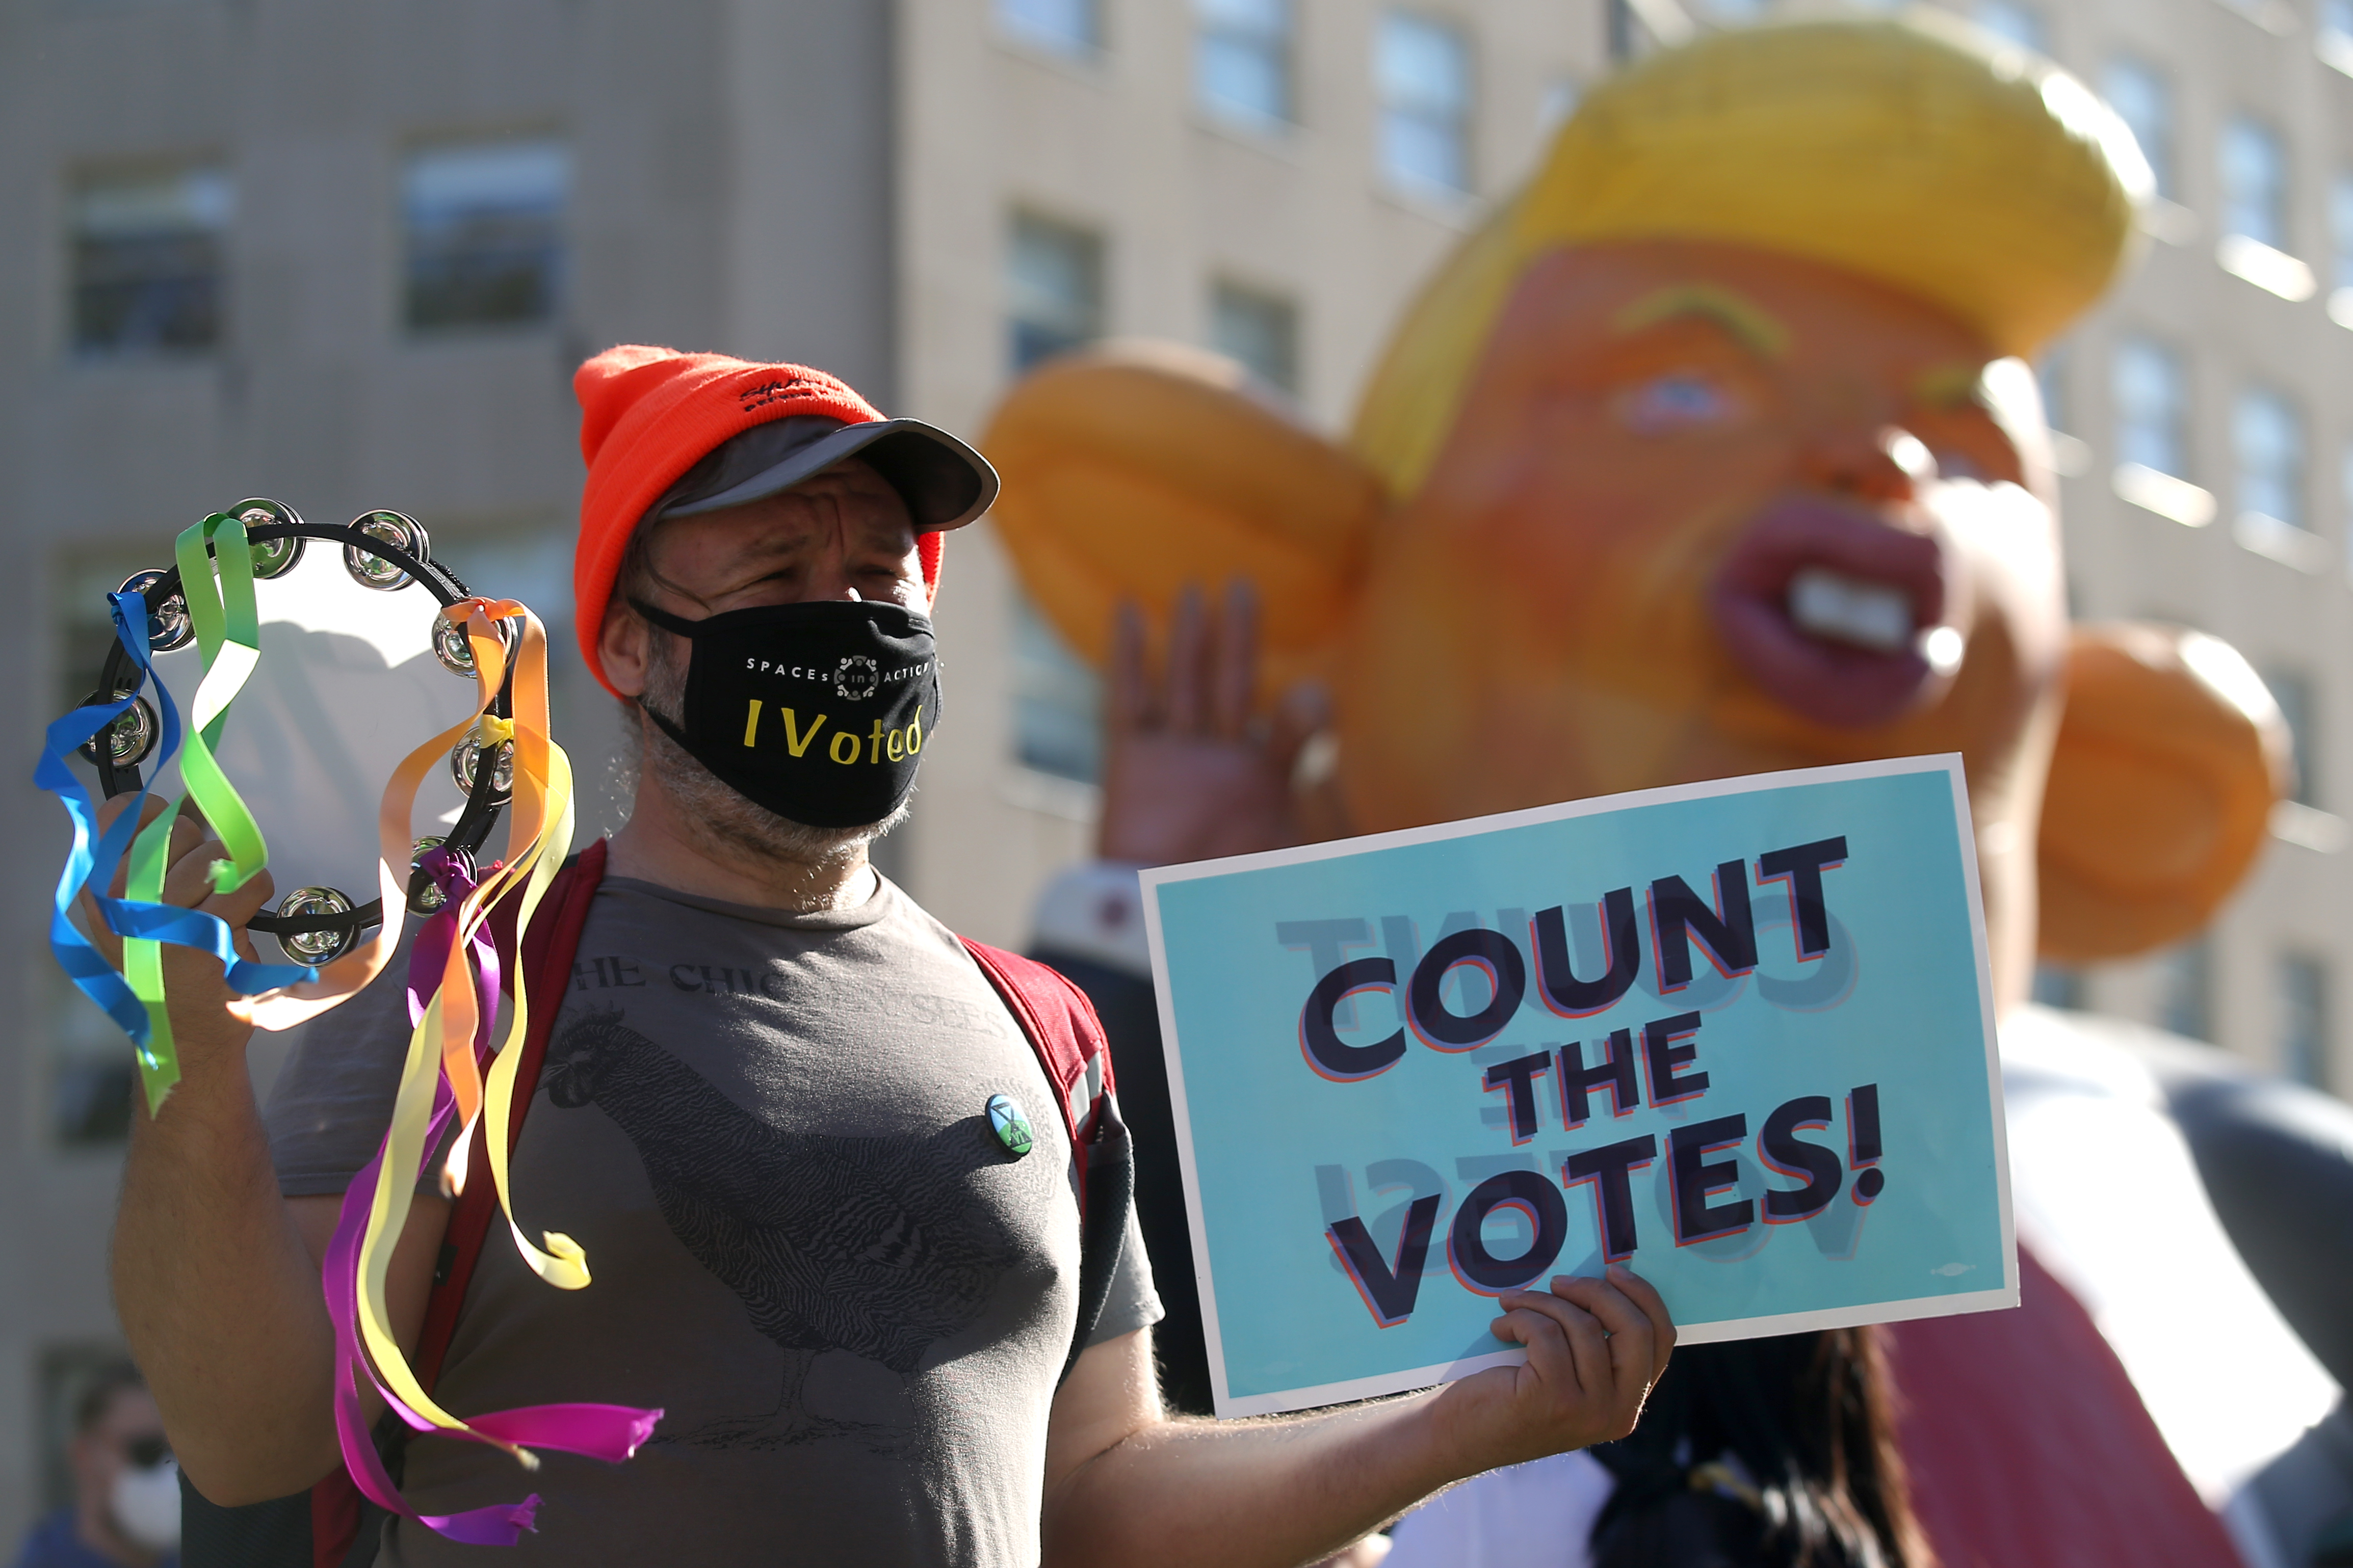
[319,852,662,1544]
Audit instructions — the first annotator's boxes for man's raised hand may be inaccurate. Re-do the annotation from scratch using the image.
[1099,578,1335,866]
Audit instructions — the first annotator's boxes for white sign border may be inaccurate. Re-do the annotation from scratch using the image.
[1138,753,2018,1420]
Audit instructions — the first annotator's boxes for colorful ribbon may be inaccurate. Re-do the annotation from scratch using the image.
[38,542,322,1109]
[39,534,661,1544]
[320,600,659,1544]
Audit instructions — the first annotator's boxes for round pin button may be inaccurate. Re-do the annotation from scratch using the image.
[986,1093,1034,1158]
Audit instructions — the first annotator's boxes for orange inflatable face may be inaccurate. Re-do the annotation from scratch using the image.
[1344,235,2068,815]
[1340,239,2072,988]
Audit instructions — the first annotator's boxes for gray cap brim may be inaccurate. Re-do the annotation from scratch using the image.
[657,414,1000,530]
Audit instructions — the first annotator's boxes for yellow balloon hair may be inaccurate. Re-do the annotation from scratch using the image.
[1350,13,2152,500]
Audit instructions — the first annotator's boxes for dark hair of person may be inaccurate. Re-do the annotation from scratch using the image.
[1588,1327,1932,1568]
[73,1364,148,1438]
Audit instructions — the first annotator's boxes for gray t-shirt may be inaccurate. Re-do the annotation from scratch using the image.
[265,867,1159,1567]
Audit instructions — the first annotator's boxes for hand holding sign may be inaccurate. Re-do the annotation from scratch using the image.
[1419,1264,1677,1474]
[1142,756,2011,1418]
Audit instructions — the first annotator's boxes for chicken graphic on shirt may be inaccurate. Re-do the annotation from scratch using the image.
[543,1006,1016,1453]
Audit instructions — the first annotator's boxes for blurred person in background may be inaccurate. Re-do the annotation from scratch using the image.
[10,1367,179,1568]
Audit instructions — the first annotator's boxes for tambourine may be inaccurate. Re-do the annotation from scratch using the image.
[75,497,516,967]
[41,500,648,1547]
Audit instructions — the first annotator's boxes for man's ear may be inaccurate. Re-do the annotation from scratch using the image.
[2037,622,2291,962]
[599,602,651,700]
[980,340,1384,695]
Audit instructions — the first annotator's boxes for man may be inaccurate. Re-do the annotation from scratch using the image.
[10,1369,179,1568]
[982,16,2350,1567]
[102,346,1674,1566]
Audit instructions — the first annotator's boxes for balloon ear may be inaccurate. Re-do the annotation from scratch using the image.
[2037,623,2291,963]
[979,341,1383,694]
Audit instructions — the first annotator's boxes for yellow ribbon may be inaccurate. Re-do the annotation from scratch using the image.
[346,602,587,1452]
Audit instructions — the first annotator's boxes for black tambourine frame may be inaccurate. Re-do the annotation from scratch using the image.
[76,503,518,962]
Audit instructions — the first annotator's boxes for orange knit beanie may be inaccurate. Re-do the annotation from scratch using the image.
[572,346,950,695]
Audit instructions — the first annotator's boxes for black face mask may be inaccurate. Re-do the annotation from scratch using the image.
[629,597,940,830]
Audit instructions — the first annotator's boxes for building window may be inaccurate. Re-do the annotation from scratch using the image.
[2036,343,2073,434]
[2266,669,2319,805]
[2220,116,2290,251]
[1007,212,1105,375]
[2234,386,2305,530]
[2158,936,2213,1042]
[2031,963,2084,1009]
[2102,58,2175,202]
[2327,0,2353,73]
[69,165,231,356]
[402,140,568,334]
[2113,337,2188,477]
[1376,13,1473,196]
[1974,1,2044,50]
[999,0,1101,54]
[1210,280,1300,394]
[2342,443,2353,569]
[1012,592,1103,782]
[1538,78,1581,136]
[2330,174,2353,306]
[2279,954,2329,1087]
[1198,0,1294,126]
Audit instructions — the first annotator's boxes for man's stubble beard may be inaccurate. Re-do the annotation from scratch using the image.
[627,629,910,872]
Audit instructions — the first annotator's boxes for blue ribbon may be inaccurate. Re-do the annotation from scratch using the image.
[37,591,316,1058]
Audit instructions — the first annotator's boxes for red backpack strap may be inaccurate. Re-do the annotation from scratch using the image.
[960,938,1115,1156]
[307,839,609,1568]
[961,938,1133,1380]
[414,836,610,1388]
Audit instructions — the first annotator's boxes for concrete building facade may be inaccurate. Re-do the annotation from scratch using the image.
[0,0,898,1535]
[0,0,2342,1546]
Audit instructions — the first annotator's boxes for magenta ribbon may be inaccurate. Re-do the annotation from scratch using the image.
[407,848,500,1040]
[320,849,662,1544]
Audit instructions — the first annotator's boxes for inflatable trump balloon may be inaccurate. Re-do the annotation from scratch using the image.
[984,16,2352,1568]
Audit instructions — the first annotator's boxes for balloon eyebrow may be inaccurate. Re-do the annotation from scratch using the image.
[1609,285,1790,359]
[1913,362,1989,409]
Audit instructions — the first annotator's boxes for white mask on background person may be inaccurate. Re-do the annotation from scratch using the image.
[109,1457,181,1553]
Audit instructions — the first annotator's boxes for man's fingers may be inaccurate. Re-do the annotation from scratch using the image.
[209,866,277,932]
[1108,602,1151,734]
[1265,680,1334,783]
[162,841,233,909]
[95,796,172,899]
[1489,1300,1584,1399]
[1165,585,1208,734]
[92,792,168,838]
[1554,1271,1658,1394]
[166,810,208,866]
[1211,578,1259,741]
[75,890,123,966]
[1603,1264,1678,1381]
[1506,1287,1614,1398]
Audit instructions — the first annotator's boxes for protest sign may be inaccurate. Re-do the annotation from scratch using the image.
[1140,755,2014,1418]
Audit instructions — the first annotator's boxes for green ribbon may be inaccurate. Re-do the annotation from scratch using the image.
[120,514,276,1109]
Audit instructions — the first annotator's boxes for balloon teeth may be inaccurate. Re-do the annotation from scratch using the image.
[1787,567,1914,653]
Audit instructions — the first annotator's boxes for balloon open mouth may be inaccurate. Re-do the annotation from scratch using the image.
[1709,497,1962,729]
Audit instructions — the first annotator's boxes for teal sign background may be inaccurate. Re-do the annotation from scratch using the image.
[1142,757,2014,1417]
